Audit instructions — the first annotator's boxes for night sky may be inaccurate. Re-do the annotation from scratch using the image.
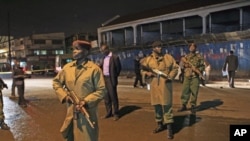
[0,0,187,38]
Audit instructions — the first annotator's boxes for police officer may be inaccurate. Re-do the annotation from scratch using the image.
[178,43,205,114]
[141,40,179,139]
[0,78,10,130]
[53,40,106,141]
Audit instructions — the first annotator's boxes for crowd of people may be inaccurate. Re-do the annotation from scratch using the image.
[1,39,238,141]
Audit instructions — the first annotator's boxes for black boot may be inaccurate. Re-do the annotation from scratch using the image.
[177,104,187,112]
[167,124,173,139]
[0,120,10,130]
[191,105,196,114]
[153,121,165,133]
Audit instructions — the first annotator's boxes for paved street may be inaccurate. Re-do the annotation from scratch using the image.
[0,77,250,141]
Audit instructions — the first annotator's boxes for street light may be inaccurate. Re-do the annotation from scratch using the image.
[8,11,12,65]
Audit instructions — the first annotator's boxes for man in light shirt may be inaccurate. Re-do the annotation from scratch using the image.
[99,43,122,121]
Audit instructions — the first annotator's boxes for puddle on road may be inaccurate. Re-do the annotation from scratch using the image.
[3,96,65,141]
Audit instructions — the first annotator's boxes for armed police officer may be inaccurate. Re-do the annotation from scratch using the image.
[178,43,205,114]
[141,40,179,139]
[53,40,106,141]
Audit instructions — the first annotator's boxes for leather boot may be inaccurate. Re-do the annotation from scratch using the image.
[167,124,173,139]
[177,104,187,112]
[153,121,165,133]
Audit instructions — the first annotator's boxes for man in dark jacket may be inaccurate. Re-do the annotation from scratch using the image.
[133,55,144,88]
[100,43,122,121]
[13,62,27,107]
[223,50,238,88]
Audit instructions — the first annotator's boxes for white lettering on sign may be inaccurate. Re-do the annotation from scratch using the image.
[234,129,247,136]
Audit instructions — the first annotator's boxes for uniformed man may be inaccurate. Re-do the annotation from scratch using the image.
[141,40,179,139]
[0,77,10,130]
[178,43,205,114]
[52,40,106,141]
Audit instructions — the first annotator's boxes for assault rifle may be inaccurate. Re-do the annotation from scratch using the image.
[181,57,205,80]
[66,89,95,129]
[141,65,169,85]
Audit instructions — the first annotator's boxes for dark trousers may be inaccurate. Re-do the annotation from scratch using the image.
[17,84,26,105]
[228,71,236,87]
[104,77,119,116]
[133,73,143,87]
[11,79,16,96]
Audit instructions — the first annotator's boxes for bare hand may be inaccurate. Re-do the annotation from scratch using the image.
[184,63,190,68]
[76,100,86,110]
[181,57,188,63]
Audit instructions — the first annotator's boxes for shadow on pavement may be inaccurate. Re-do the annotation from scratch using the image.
[173,114,200,134]
[196,99,224,111]
[172,99,223,135]
[118,105,141,118]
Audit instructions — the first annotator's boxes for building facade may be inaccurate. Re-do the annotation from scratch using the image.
[96,0,250,78]
[12,32,65,71]
[97,0,250,47]
[0,36,14,64]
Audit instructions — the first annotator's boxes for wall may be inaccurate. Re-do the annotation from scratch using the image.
[91,39,250,79]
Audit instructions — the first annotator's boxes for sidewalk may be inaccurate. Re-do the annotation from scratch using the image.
[208,78,250,88]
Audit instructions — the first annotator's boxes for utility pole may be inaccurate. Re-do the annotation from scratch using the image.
[7,11,12,65]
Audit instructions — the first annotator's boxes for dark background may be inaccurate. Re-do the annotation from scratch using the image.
[0,0,187,37]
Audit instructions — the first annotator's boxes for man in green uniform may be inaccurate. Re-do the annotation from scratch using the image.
[0,78,10,130]
[141,40,179,139]
[178,43,205,114]
[53,40,106,141]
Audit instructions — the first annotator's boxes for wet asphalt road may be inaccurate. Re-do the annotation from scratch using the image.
[1,77,250,141]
